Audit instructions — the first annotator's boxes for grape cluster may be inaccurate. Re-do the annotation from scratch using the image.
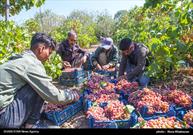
[128,88,169,114]
[44,103,69,112]
[85,93,120,103]
[116,79,138,94]
[141,117,189,128]
[86,100,131,121]
[162,90,192,108]
[183,109,193,126]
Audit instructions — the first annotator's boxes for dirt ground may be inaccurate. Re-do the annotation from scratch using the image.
[39,110,88,128]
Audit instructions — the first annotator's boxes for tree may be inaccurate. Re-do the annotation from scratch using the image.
[114,10,129,21]
[95,10,115,38]
[33,9,65,34]
[114,0,193,80]
[0,0,45,17]
[23,18,40,34]
[68,10,94,26]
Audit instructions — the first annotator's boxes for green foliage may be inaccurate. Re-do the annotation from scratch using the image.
[0,0,45,17]
[1,1,192,81]
[23,18,40,34]
[52,11,98,48]
[0,21,30,64]
[34,9,65,34]
[114,0,193,80]
[44,51,62,79]
[95,10,115,38]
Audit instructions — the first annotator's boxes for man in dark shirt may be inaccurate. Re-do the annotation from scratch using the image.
[56,30,87,69]
[118,38,150,87]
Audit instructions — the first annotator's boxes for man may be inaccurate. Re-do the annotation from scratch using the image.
[0,33,80,128]
[56,30,87,69]
[92,37,119,70]
[118,38,150,87]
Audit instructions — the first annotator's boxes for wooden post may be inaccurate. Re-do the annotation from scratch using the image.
[5,0,10,21]
[39,7,44,32]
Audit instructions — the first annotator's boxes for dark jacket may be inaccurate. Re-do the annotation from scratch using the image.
[119,43,149,80]
[56,39,86,65]
[92,45,119,67]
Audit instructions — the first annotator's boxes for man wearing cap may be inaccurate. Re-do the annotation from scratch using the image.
[56,30,88,69]
[118,38,150,87]
[92,37,119,70]
[0,33,80,128]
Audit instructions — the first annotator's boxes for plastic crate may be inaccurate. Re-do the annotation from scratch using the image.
[60,69,85,79]
[115,89,130,101]
[138,105,176,121]
[88,111,138,128]
[176,109,193,128]
[44,96,83,126]
[95,70,118,79]
[59,76,87,87]
[83,99,92,112]
[174,99,193,120]
[109,79,118,84]
[177,117,193,129]
[83,88,127,112]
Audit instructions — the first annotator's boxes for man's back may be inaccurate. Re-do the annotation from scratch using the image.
[0,51,44,109]
[127,43,149,66]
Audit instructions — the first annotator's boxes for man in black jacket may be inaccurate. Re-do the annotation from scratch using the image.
[118,38,150,87]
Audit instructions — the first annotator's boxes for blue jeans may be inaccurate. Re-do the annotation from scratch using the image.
[0,84,44,128]
[126,63,150,88]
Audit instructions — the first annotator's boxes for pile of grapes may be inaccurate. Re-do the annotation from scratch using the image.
[86,75,115,91]
[116,79,138,94]
[141,117,189,128]
[162,90,192,108]
[85,93,120,103]
[128,88,169,114]
[183,109,193,126]
[44,103,69,112]
[86,106,108,121]
[86,100,131,121]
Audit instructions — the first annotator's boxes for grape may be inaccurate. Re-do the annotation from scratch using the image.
[86,100,131,121]
[183,109,193,126]
[116,79,139,94]
[44,103,69,112]
[128,88,169,114]
[142,117,189,128]
[162,90,192,108]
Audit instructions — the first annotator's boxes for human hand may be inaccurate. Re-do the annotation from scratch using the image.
[81,55,87,64]
[96,64,102,70]
[63,61,71,68]
[71,89,80,102]
[102,64,110,70]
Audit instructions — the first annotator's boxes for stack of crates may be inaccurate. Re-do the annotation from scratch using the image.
[59,69,87,87]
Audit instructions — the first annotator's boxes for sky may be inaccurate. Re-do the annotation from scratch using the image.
[8,0,145,24]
